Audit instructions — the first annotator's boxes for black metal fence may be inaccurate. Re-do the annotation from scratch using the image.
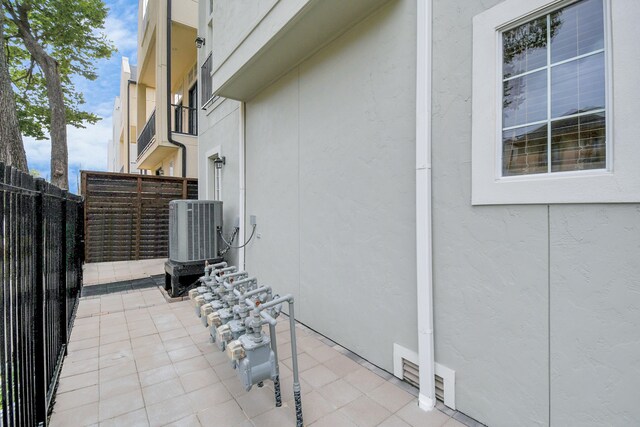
[0,163,84,426]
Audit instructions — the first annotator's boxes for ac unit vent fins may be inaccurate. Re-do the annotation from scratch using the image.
[400,358,444,403]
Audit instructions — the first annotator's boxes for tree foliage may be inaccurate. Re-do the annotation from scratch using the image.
[3,0,116,140]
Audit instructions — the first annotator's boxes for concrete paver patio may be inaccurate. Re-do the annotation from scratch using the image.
[50,279,468,426]
[83,259,166,286]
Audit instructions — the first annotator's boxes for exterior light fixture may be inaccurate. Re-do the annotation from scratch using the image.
[195,36,205,48]
[214,157,226,169]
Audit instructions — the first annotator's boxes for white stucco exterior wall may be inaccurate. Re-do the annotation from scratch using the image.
[242,0,418,373]
[432,0,640,425]
[197,98,242,268]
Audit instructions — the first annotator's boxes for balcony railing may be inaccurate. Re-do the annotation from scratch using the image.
[137,109,156,158]
[201,53,216,107]
[171,104,197,135]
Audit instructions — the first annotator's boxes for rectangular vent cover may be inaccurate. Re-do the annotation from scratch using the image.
[401,358,445,402]
[393,343,456,410]
[402,358,419,388]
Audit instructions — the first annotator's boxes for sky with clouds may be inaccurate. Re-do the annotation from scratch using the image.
[23,0,138,193]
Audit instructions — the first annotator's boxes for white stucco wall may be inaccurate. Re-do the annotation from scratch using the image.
[243,0,418,373]
[212,0,279,69]
[432,0,640,425]
[197,98,242,267]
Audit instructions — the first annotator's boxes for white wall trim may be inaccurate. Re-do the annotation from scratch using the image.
[435,363,456,410]
[393,343,418,379]
[416,0,435,413]
[238,102,246,269]
[204,145,222,200]
[472,0,640,204]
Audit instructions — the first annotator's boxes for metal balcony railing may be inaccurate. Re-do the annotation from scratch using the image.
[171,104,198,135]
[137,109,156,158]
[201,53,215,106]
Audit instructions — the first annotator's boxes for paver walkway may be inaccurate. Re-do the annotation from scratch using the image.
[83,259,166,286]
[50,285,468,426]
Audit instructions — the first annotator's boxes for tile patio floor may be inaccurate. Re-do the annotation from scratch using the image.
[50,271,471,426]
[83,259,167,286]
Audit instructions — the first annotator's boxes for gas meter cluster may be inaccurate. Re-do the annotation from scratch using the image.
[188,261,304,427]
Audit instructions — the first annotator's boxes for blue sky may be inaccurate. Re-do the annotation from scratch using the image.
[23,0,138,193]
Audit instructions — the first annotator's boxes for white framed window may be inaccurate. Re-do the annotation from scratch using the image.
[472,0,640,204]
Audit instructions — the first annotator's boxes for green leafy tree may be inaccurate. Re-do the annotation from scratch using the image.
[2,0,115,189]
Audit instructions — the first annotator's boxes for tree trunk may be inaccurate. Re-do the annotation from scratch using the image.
[7,3,68,189]
[40,56,67,189]
[0,3,28,171]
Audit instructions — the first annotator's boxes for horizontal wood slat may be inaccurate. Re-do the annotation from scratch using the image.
[81,171,198,263]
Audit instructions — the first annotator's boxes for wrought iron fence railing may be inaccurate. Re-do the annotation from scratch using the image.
[0,162,84,426]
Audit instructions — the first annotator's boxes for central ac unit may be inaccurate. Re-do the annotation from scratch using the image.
[169,200,223,263]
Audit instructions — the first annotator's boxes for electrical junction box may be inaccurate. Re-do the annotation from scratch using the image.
[169,200,223,263]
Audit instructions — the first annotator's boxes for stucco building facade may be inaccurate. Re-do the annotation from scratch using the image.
[196,0,640,425]
[133,0,200,177]
[108,57,138,174]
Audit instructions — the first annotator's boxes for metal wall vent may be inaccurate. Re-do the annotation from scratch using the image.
[435,373,445,402]
[401,358,445,402]
[401,358,420,388]
[393,343,456,410]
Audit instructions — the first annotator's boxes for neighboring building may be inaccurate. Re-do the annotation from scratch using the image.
[106,138,116,172]
[135,0,199,177]
[197,0,640,426]
[108,57,139,174]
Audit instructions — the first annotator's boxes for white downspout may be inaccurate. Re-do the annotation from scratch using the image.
[416,0,435,411]
[239,102,247,270]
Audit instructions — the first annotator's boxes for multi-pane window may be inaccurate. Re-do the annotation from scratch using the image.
[501,0,606,176]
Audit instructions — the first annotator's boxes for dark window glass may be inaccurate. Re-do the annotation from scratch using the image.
[550,0,604,63]
[551,112,606,172]
[503,124,548,176]
[501,0,606,176]
[503,17,548,78]
[551,52,605,118]
[503,70,547,128]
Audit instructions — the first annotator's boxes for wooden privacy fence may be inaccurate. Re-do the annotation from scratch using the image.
[81,171,198,263]
[0,162,84,426]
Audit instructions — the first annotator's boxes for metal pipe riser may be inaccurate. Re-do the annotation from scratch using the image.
[236,285,270,299]
[269,323,282,407]
[226,277,257,291]
[286,300,303,426]
[257,294,293,311]
[214,266,237,276]
[220,271,248,281]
